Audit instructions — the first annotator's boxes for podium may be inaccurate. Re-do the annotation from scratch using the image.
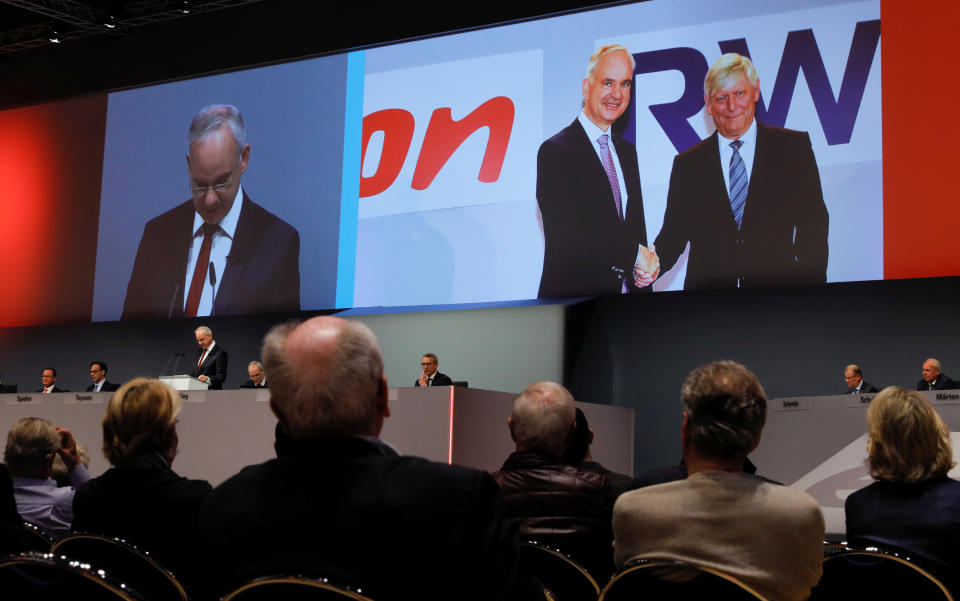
[159,375,208,391]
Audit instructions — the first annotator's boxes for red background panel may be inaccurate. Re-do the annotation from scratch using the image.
[882,0,960,279]
[0,95,107,327]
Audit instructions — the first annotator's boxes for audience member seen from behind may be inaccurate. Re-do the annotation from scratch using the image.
[845,386,960,589]
[613,361,824,601]
[561,407,640,498]
[4,417,91,534]
[199,317,521,601]
[72,378,212,595]
[493,382,618,581]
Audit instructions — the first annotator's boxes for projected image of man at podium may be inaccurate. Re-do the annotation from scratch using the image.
[191,326,228,390]
[121,104,301,320]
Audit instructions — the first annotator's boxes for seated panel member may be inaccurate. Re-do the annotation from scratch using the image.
[916,357,956,391]
[844,363,878,394]
[37,367,67,393]
[87,360,120,393]
[414,353,452,387]
[537,44,657,298]
[198,317,521,600]
[240,360,267,388]
[191,326,228,389]
[122,104,300,320]
[646,53,828,290]
[613,361,824,601]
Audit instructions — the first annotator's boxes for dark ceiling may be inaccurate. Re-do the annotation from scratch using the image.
[0,0,617,110]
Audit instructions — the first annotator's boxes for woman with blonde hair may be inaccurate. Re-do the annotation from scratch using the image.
[845,386,959,585]
[72,378,211,592]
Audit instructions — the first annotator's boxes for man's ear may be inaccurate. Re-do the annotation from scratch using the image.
[376,374,390,418]
[239,144,251,176]
[269,397,285,425]
[508,417,517,442]
[681,412,691,447]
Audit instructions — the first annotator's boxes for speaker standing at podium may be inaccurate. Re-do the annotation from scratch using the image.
[415,353,452,387]
[191,326,227,390]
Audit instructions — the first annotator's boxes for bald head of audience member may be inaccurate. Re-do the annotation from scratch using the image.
[508,381,576,460]
[262,316,389,439]
[681,360,767,473]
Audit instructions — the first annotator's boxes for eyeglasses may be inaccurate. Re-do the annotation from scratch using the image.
[190,180,234,197]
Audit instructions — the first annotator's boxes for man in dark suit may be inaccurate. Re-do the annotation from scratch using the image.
[645,53,828,290]
[917,357,956,391]
[198,316,521,600]
[37,367,67,393]
[239,360,267,388]
[537,44,657,299]
[191,326,227,390]
[121,104,300,320]
[86,361,120,393]
[414,352,453,387]
[844,364,878,394]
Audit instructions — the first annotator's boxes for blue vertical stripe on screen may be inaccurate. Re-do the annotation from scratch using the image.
[336,50,365,308]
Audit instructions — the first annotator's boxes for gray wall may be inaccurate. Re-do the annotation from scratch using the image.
[564,276,960,475]
[0,304,563,402]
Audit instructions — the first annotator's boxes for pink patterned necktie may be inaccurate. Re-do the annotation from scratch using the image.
[597,134,623,221]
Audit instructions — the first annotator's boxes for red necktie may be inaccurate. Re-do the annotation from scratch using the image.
[198,350,208,370]
[185,224,217,317]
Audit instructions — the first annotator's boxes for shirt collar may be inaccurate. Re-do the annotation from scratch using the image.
[578,109,611,141]
[192,184,244,239]
[717,117,758,149]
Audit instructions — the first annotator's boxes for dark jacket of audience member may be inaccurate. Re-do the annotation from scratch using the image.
[0,463,31,555]
[493,382,618,582]
[845,386,960,590]
[199,317,522,601]
[561,408,640,499]
[72,378,211,595]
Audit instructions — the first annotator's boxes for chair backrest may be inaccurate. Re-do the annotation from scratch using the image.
[50,533,188,601]
[520,541,601,601]
[599,559,770,601]
[811,547,954,601]
[0,551,149,600]
[21,520,55,551]
[220,575,376,601]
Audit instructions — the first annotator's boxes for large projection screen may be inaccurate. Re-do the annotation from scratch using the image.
[0,0,887,328]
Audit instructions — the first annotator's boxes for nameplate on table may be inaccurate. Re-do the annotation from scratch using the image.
[5,394,42,405]
[773,398,809,412]
[66,393,105,405]
[844,393,876,408]
[178,391,207,403]
[931,391,960,405]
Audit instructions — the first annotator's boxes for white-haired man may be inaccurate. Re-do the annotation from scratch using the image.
[648,53,828,290]
[493,381,618,581]
[199,316,522,600]
[123,103,300,319]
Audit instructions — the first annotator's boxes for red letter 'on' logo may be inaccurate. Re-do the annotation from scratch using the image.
[411,96,514,190]
[360,109,415,198]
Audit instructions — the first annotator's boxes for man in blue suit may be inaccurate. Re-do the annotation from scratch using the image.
[122,104,300,320]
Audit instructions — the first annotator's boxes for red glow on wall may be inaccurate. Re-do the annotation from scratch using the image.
[0,107,59,324]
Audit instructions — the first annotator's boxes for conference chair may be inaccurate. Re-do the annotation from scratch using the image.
[0,551,149,600]
[21,520,55,551]
[519,541,601,601]
[599,558,770,601]
[50,533,188,601]
[810,547,954,601]
[220,575,377,601]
